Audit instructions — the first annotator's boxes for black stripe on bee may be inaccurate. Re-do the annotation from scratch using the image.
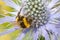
[20,21,27,28]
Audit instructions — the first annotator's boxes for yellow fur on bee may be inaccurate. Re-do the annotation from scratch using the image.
[23,18,30,28]
[16,17,19,22]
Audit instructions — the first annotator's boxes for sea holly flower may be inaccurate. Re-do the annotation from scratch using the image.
[0,0,60,40]
[17,0,60,40]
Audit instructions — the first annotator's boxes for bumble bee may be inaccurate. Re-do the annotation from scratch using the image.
[15,7,34,28]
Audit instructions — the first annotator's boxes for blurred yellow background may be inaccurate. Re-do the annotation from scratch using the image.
[0,34,11,40]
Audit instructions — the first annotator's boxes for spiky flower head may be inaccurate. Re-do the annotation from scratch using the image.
[23,0,50,28]
[0,0,60,40]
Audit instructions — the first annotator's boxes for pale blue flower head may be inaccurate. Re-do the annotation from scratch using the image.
[0,0,60,40]
[16,0,60,40]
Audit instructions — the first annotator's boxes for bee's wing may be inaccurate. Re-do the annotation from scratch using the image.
[10,21,20,27]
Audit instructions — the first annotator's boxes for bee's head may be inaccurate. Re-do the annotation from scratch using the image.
[16,15,24,22]
[16,15,25,27]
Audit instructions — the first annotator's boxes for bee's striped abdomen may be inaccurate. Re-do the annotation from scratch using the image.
[20,21,27,28]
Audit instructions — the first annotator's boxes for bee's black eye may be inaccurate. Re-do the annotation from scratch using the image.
[20,16,24,20]
[17,16,24,21]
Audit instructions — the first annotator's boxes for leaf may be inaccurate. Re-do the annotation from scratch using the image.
[3,6,16,12]
[0,9,4,14]
[9,30,20,40]
[5,13,15,17]
[58,35,60,40]
[0,9,15,17]
[0,22,13,33]
[22,30,33,40]
[12,0,21,5]
[0,22,13,29]
[12,0,17,4]
[0,0,16,18]
[37,35,45,40]
[0,15,5,18]
[0,34,11,40]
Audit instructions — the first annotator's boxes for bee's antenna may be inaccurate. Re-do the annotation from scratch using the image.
[17,7,23,17]
[17,4,24,17]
